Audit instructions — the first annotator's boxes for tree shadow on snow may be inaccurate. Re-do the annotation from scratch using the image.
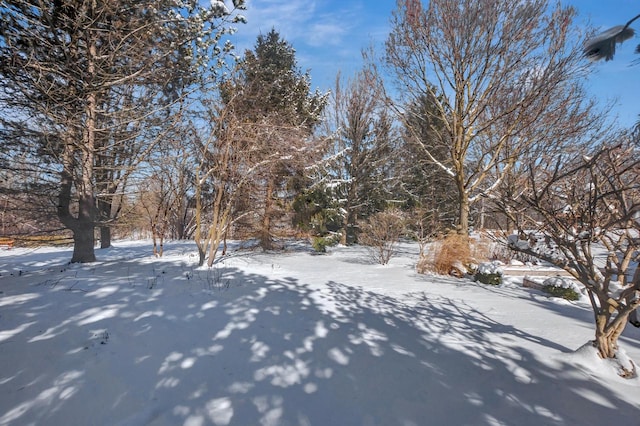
[1,248,639,425]
[487,280,640,351]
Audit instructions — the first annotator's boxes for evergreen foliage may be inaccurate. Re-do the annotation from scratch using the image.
[0,0,244,262]
[543,285,580,301]
[216,28,327,250]
[398,92,457,232]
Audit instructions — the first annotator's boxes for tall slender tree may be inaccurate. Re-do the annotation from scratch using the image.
[321,69,395,244]
[397,92,457,233]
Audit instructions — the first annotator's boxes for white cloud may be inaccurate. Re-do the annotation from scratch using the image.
[306,21,350,47]
[241,0,318,39]
[238,0,359,48]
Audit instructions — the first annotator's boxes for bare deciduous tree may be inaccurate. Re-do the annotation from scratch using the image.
[382,0,599,235]
[217,29,327,251]
[193,104,285,267]
[139,177,174,257]
[501,141,640,374]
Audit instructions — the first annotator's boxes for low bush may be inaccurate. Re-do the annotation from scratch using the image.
[359,209,405,265]
[543,285,580,301]
[312,233,340,253]
[542,276,581,301]
[474,261,503,285]
[476,272,502,285]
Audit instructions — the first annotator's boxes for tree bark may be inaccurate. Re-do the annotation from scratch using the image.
[594,311,628,359]
[100,225,111,249]
[206,182,231,267]
[194,167,206,267]
[260,177,275,250]
[62,17,99,264]
[71,38,98,263]
[456,175,469,235]
[58,142,96,263]
[71,219,96,263]
[341,198,354,245]
[71,154,97,262]
[97,197,112,249]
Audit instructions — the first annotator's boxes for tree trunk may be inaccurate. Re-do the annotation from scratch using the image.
[68,33,98,263]
[197,242,206,267]
[594,311,628,359]
[70,181,97,263]
[96,195,112,249]
[340,201,349,246]
[341,204,353,245]
[70,164,97,263]
[222,230,228,256]
[260,177,275,250]
[342,182,357,245]
[194,168,206,267]
[58,144,96,263]
[100,225,111,249]
[457,182,470,235]
[206,221,225,267]
[152,225,159,257]
[205,178,232,267]
[71,220,96,263]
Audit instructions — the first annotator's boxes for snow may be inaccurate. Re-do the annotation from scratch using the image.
[542,276,583,294]
[477,260,504,276]
[1,239,639,425]
[211,1,230,16]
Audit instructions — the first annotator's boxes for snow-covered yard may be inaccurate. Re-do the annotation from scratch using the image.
[0,240,639,425]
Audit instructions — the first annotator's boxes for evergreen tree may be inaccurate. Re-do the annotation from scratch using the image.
[0,0,245,261]
[320,70,396,245]
[398,92,457,233]
[220,29,327,249]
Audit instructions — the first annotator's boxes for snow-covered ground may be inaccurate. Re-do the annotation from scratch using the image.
[0,240,638,426]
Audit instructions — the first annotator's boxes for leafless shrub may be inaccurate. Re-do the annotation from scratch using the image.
[359,209,405,265]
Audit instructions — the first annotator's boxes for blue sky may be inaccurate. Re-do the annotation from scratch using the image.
[228,0,640,128]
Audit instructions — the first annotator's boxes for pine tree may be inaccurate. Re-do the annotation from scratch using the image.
[220,29,327,249]
[0,0,245,261]
[398,93,458,233]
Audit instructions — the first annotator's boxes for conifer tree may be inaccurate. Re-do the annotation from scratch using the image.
[0,0,245,262]
[320,69,395,244]
[221,29,326,249]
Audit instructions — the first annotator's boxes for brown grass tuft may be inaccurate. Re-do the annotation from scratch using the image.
[433,233,471,275]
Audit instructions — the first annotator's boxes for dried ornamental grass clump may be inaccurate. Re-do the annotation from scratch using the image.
[433,233,471,276]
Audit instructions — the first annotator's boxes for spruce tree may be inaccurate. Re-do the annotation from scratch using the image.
[221,29,326,249]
